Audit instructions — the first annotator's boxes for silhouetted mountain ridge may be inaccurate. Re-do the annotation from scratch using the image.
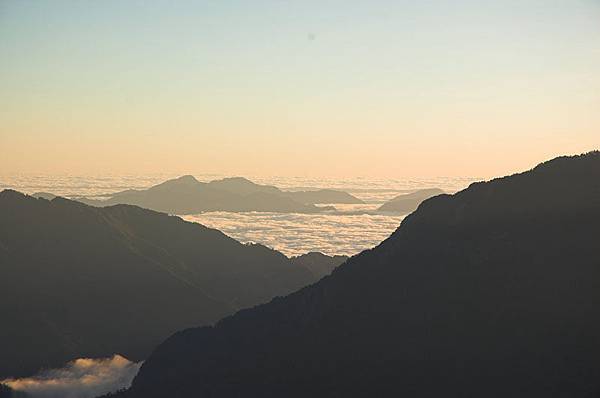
[290,252,348,279]
[377,188,444,213]
[0,191,344,378]
[75,176,362,214]
[114,151,600,398]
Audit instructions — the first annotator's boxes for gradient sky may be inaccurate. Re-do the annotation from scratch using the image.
[1,0,599,178]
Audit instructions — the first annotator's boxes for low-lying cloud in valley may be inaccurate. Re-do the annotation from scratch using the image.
[184,205,405,256]
[1,355,141,398]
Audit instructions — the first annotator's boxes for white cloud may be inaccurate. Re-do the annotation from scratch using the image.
[2,355,141,398]
[184,205,405,257]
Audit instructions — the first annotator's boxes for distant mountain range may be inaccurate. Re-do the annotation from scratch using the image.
[111,152,600,397]
[0,191,346,378]
[73,176,363,215]
[377,188,444,213]
[33,176,444,217]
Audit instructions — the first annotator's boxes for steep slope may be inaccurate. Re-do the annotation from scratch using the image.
[0,192,320,378]
[118,152,600,398]
[377,187,444,213]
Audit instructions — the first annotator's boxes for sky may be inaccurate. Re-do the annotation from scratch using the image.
[1,0,599,178]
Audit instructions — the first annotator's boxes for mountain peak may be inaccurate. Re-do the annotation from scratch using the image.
[0,189,24,198]
[209,177,260,187]
[531,150,600,173]
[207,177,282,196]
[174,175,200,183]
[218,176,253,183]
[148,175,203,191]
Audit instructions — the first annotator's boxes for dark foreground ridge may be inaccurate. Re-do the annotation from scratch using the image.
[0,384,23,398]
[0,193,343,378]
[290,252,349,279]
[114,151,600,398]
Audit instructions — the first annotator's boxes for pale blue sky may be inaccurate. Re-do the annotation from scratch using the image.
[1,0,599,177]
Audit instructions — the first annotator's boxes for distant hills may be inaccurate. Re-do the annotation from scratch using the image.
[113,152,600,397]
[75,176,363,215]
[377,188,444,213]
[31,176,444,217]
[0,191,346,378]
[290,252,348,279]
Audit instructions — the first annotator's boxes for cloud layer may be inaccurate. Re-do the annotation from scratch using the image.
[2,355,142,398]
[184,204,405,257]
[1,174,473,257]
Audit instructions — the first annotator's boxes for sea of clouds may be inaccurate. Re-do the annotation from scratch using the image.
[184,204,404,256]
[0,174,475,257]
[0,174,475,202]
[1,355,142,398]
